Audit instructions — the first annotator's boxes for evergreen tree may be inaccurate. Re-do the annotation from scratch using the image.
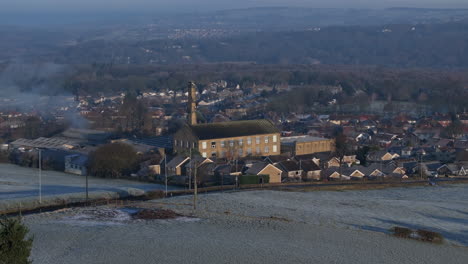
[0,217,34,264]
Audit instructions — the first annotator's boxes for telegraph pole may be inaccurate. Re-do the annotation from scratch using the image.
[164,155,168,196]
[189,148,192,190]
[38,149,42,204]
[193,163,198,211]
[85,171,89,202]
[419,153,423,180]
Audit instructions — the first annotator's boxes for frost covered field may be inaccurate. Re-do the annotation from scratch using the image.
[24,184,468,264]
[0,164,177,212]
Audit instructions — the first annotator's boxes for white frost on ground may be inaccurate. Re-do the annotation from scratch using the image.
[0,164,180,212]
[24,184,468,264]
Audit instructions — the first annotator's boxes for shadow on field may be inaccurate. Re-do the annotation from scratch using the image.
[0,185,135,199]
[433,206,468,217]
[418,212,468,225]
[357,218,468,246]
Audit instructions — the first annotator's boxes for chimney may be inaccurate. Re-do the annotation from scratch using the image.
[188,81,197,125]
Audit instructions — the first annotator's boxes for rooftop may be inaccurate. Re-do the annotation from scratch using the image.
[189,119,279,140]
[281,135,331,144]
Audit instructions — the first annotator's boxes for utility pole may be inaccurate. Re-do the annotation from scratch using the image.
[38,149,42,204]
[86,171,89,202]
[189,148,192,190]
[164,155,168,197]
[193,162,198,211]
[419,153,423,180]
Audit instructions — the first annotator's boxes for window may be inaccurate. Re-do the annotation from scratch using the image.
[256,147,260,154]
[211,152,217,158]
[202,152,207,158]
[221,141,225,148]
[238,148,243,156]
[247,137,252,145]
[273,145,277,153]
[273,135,277,143]
[264,136,269,144]
[264,146,269,153]
[229,140,234,147]
[186,141,189,148]
[238,139,243,146]
[247,148,252,155]
[202,142,207,149]
[211,142,216,148]
[256,136,260,144]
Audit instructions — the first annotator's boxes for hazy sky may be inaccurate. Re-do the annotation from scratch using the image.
[2,0,468,14]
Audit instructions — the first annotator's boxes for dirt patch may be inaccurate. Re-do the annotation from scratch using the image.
[132,209,181,220]
[391,226,444,244]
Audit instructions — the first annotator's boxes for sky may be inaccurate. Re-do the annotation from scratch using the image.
[2,0,468,14]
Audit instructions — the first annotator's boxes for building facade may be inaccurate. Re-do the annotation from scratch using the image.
[281,136,335,156]
[174,119,281,158]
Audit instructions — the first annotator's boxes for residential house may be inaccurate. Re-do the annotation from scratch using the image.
[446,164,467,176]
[245,162,283,183]
[367,151,400,162]
[298,160,322,181]
[343,167,366,180]
[166,156,190,176]
[322,167,351,181]
[196,162,218,186]
[276,160,303,180]
[184,157,214,178]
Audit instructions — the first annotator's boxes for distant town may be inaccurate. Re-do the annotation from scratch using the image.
[1,78,466,189]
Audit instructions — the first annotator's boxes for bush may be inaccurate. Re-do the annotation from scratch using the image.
[144,190,166,200]
[391,227,412,238]
[88,143,139,178]
[0,217,34,264]
[417,229,444,244]
[240,175,270,185]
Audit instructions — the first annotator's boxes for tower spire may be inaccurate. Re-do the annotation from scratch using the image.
[188,81,197,125]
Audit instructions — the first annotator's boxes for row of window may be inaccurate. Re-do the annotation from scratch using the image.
[202,145,277,158]
[201,135,277,150]
[297,142,331,149]
[175,140,197,149]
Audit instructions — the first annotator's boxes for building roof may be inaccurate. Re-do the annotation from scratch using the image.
[189,119,279,140]
[278,160,301,172]
[298,160,321,171]
[129,136,173,149]
[166,156,189,168]
[245,162,271,175]
[11,137,79,150]
[281,135,330,145]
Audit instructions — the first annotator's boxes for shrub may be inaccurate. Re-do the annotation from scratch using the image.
[132,209,180,220]
[392,227,412,238]
[417,229,444,244]
[88,143,139,178]
[144,190,166,200]
[0,217,34,264]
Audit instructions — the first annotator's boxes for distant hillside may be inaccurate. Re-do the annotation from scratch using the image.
[39,21,468,68]
[1,8,468,68]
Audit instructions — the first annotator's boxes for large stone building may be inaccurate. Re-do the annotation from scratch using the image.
[281,136,334,156]
[173,82,281,158]
[174,119,281,158]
